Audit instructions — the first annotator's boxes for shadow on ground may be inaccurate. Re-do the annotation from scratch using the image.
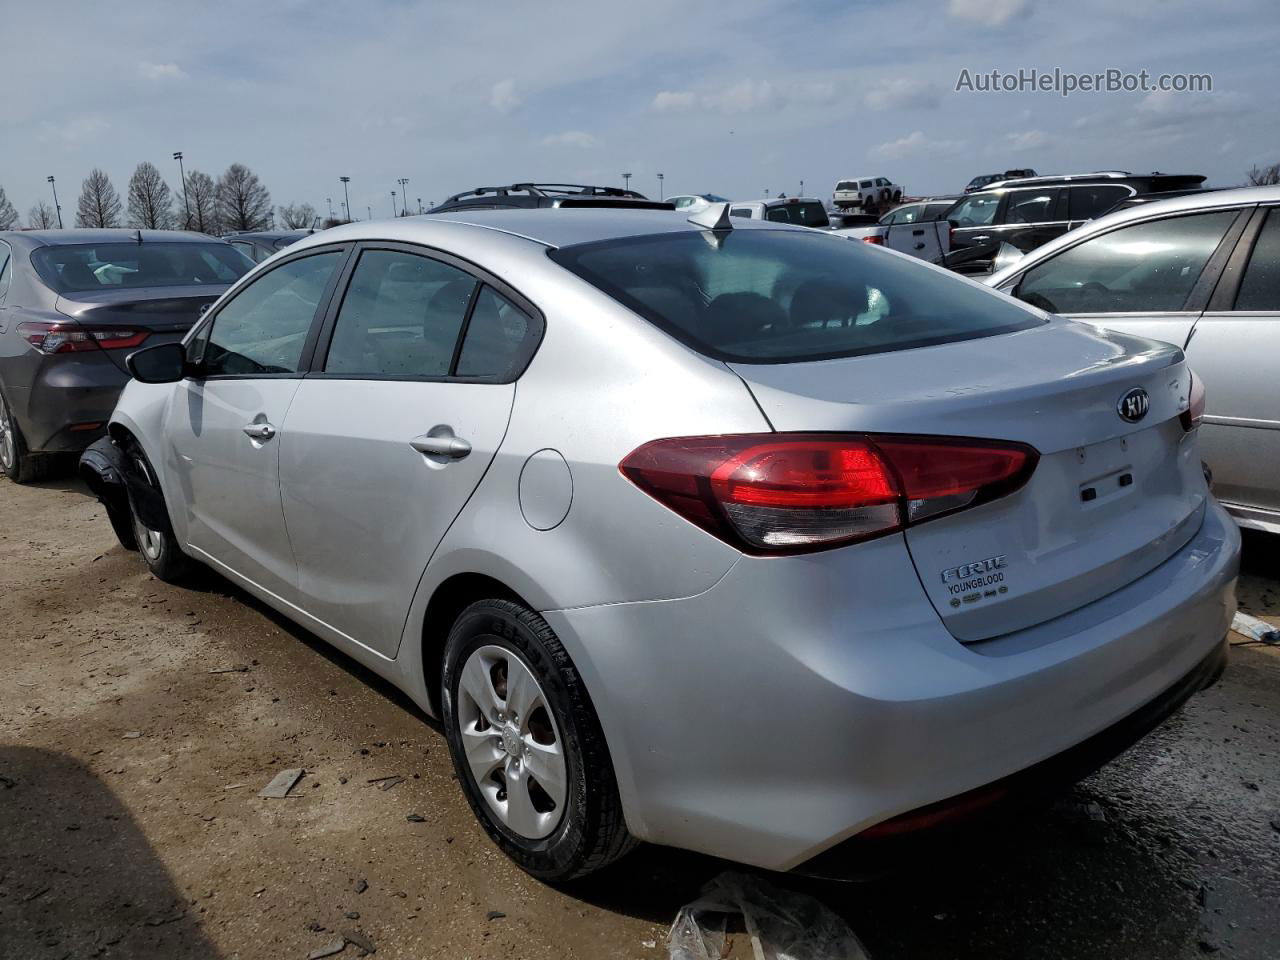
[0,746,221,959]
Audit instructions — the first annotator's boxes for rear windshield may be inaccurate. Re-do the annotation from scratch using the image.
[550,229,1043,363]
[32,242,251,293]
[764,202,829,228]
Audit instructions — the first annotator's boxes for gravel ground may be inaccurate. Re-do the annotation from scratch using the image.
[1,473,1277,959]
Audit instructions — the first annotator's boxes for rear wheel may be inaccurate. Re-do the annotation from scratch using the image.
[441,599,634,881]
[0,389,51,484]
[122,439,191,583]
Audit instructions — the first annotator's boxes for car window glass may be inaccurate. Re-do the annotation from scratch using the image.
[730,207,754,219]
[1016,211,1237,314]
[325,249,475,377]
[896,206,920,224]
[204,251,342,376]
[876,178,889,187]
[456,287,533,379]
[1006,192,1055,224]
[1068,185,1131,221]
[31,242,251,293]
[879,210,898,225]
[859,180,872,189]
[947,194,1000,228]
[1235,209,1280,311]
[765,207,790,223]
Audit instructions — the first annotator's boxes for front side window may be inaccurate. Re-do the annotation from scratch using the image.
[946,193,1000,228]
[324,249,476,378]
[875,178,890,187]
[31,242,251,293]
[203,251,342,376]
[1235,208,1280,311]
[1016,210,1238,314]
[550,228,1042,364]
[893,205,921,224]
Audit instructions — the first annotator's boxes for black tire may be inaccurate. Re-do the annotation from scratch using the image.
[0,387,51,484]
[441,599,635,881]
[121,439,191,583]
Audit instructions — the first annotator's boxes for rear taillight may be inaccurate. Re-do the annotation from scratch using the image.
[17,321,149,355]
[862,235,885,246]
[1180,371,1205,431]
[620,433,1038,554]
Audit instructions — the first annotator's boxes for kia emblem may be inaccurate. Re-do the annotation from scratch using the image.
[1117,387,1150,423]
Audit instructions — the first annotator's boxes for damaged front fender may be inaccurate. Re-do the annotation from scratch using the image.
[79,437,139,552]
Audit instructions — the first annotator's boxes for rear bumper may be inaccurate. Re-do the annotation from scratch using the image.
[20,353,129,452]
[542,500,1240,871]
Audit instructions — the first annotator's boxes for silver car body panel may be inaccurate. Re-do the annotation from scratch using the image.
[105,209,1241,870]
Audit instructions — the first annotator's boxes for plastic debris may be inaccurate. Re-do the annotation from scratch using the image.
[667,872,871,960]
[308,940,347,959]
[1231,612,1280,645]
[258,768,305,798]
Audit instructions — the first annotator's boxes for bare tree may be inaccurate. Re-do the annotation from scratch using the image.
[76,168,123,227]
[277,202,317,229]
[28,201,58,229]
[1246,163,1280,186]
[0,185,18,230]
[216,163,273,232]
[127,162,174,229]
[177,170,220,234]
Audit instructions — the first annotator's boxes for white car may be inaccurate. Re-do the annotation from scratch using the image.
[727,197,830,228]
[834,176,903,211]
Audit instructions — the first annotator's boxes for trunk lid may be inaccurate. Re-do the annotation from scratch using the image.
[729,320,1207,642]
[54,285,227,371]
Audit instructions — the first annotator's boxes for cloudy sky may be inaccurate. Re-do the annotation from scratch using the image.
[3,0,1278,220]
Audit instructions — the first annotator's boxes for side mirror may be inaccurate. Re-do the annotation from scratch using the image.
[948,219,959,230]
[126,342,187,384]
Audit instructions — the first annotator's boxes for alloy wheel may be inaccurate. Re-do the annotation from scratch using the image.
[0,392,14,473]
[455,644,567,840]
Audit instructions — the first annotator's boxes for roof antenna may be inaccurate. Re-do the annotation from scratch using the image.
[687,201,733,231]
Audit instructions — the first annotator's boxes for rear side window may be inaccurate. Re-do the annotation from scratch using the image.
[1235,209,1280,311]
[324,250,476,378]
[456,287,534,379]
[0,243,11,302]
[1006,191,1056,224]
[204,251,343,376]
[859,180,872,189]
[550,229,1043,363]
[31,242,250,292]
[1068,185,1132,221]
[1016,210,1237,314]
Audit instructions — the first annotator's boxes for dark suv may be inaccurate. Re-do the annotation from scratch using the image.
[428,183,672,214]
[941,172,1207,275]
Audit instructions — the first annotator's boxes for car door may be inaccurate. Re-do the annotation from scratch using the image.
[1002,207,1248,348]
[277,243,541,656]
[1180,205,1280,523]
[164,246,349,602]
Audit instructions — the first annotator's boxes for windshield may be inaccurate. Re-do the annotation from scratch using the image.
[32,242,251,294]
[550,229,1043,363]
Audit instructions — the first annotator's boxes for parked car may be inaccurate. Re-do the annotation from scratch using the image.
[667,194,730,211]
[83,208,1237,883]
[728,196,830,228]
[427,183,670,214]
[942,172,1208,276]
[964,169,1037,193]
[834,197,960,262]
[988,185,1280,535]
[833,176,903,212]
[0,230,251,482]
[226,230,317,263]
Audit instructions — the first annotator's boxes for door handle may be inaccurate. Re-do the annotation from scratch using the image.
[912,228,925,235]
[242,422,277,441]
[410,431,472,460]
[971,235,991,243]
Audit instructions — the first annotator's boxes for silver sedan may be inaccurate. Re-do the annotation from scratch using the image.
[86,206,1239,881]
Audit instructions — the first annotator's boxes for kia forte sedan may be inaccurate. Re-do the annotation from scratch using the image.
[82,207,1239,881]
[0,230,251,482]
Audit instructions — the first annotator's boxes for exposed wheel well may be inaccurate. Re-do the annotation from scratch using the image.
[421,572,528,714]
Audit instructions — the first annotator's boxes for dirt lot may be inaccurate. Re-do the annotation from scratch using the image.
[2,473,1279,960]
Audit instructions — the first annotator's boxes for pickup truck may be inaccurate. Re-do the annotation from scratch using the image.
[832,197,956,263]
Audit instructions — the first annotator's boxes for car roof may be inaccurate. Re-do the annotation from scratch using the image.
[227,231,313,242]
[987,184,1280,285]
[0,229,221,250]
[290,208,813,252]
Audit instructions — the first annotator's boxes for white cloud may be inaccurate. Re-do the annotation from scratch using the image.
[948,0,1027,26]
[864,77,940,111]
[704,79,776,114]
[540,130,597,148]
[37,116,109,145]
[652,90,697,112]
[138,61,185,81]
[1005,129,1049,151]
[873,130,964,159]
[490,79,521,113]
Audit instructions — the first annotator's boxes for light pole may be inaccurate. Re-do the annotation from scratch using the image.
[799,179,804,196]
[46,176,63,228]
[173,152,190,228]
[390,191,397,217]
[339,176,351,222]
[657,173,664,200]
[341,201,349,221]
[417,197,423,214]
[397,178,409,215]
[366,205,372,221]
[622,172,631,191]
[326,197,334,220]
